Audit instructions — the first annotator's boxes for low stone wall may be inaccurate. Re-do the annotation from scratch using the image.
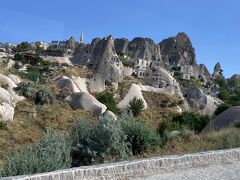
[5,148,240,180]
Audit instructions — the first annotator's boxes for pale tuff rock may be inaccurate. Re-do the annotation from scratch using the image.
[65,92,107,116]
[0,102,14,121]
[8,74,22,84]
[55,76,88,94]
[0,74,24,102]
[212,62,223,78]
[102,110,117,120]
[43,56,73,65]
[123,67,134,77]
[183,87,222,115]
[0,74,24,121]
[72,36,123,92]
[0,88,15,121]
[117,84,148,110]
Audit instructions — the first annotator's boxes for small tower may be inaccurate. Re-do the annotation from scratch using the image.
[80,33,84,44]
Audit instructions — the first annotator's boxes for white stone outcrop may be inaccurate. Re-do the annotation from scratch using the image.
[0,74,24,121]
[65,92,107,116]
[43,56,73,65]
[118,84,148,110]
[10,148,240,180]
[8,74,22,84]
[55,76,88,94]
[0,74,24,102]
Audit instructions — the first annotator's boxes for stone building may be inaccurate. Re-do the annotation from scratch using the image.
[48,37,78,56]
[180,65,193,80]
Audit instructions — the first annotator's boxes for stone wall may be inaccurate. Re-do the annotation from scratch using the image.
[6,148,240,180]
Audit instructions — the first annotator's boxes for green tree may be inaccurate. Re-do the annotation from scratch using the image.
[96,91,118,113]
[13,42,30,53]
[172,112,210,133]
[218,88,230,101]
[214,103,232,116]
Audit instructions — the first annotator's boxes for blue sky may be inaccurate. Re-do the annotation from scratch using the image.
[0,0,239,77]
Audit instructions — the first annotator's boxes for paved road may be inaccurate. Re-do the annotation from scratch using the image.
[131,161,240,180]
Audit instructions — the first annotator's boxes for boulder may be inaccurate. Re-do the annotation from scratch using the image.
[212,62,223,78]
[102,110,117,120]
[0,102,14,121]
[183,87,222,115]
[43,56,73,66]
[0,74,24,102]
[8,74,22,84]
[55,76,88,94]
[65,92,107,116]
[117,84,148,110]
[202,106,240,133]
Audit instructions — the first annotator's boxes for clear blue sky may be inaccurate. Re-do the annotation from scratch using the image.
[0,0,239,77]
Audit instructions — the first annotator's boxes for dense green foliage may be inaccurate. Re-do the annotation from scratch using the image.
[96,91,118,113]
[119,112,160,155]
[0,121,7,130]
[128,97,144,116]
[158,112,210,134]
[35,88,52,105]
[1,130,71,177]
[13,42,30,53]
[214,103,232,116]
[70,117,130,167]
[15,81,52,105]
[215,76,240,106]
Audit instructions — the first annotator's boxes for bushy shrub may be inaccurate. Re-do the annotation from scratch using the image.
[0,121,7,130]
[15,81,38,100]
[35,88,52,105]
[128,97,144,116]
[214,103,232,116]
[1,130,71,177]
[172,112,210,133]
[70,117,130,167]
[96,91,118,113]
[15,81,52,105]
[119,111,160,155]
[218,88,229,101]
[158,120,181,135]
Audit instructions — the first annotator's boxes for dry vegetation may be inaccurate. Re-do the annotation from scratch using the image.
[138,128,240,159]
[0,100,96,167]
[140,91,182,129]
[116,77,143,102]
[61,66,93,78]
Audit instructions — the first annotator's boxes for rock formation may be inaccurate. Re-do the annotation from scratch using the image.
[160,32,196,66]
[114,38,129,55]
[128,37,162,61]
[202,106,240,133]
[65,92,107,116]
[212,62,223,78]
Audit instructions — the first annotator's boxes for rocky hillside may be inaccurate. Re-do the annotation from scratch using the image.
[0,33,239,177]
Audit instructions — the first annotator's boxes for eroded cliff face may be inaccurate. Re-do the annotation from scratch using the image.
[160,32,196,66]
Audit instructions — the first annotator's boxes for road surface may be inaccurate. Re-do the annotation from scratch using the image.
[131,161,240,180]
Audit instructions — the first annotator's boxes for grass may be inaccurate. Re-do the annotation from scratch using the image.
[140,91,182,129]
[0,100,96,167]
[116,77,143,102]
[137,128,240,159]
